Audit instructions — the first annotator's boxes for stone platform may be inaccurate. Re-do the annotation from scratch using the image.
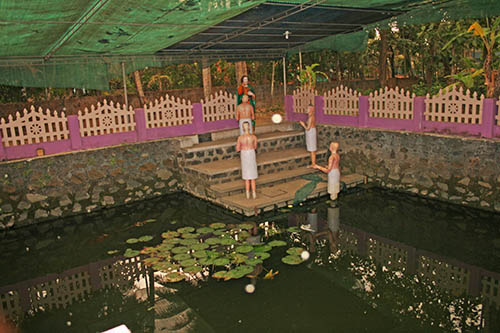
[180,123,366,216]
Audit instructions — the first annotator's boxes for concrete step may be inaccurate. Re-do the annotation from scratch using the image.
[184,147,327,182]
[209,166,321,197]
[181,130,305,166]
[218,173,367,216]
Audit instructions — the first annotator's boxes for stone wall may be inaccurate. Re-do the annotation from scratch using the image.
[317,124,500,212]
[0,139,182,229]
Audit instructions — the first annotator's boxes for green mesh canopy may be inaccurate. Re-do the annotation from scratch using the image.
[0,0,499,90]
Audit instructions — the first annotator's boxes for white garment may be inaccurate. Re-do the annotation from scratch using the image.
[327,207,340,233]
[240,149,258,180]
[328,168,340,195]
[239,118,253,135]
[305,127,317,152]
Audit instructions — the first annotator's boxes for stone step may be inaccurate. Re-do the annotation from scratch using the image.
[209,166,321,197]
[185,147,328,182]
[181,130,305,166]
[218,173,367,216]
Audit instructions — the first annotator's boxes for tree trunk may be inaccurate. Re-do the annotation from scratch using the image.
[235,61,248,83]
[202,62,212,99]
[484,49,494,98]
[133,70,145,105]
[425,45,434,89]
[378,29,388,87]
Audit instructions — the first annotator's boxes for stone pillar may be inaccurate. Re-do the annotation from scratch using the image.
[192,103,204,133]
[202,61,212,99]
[134,108,147,142]
[481,98,497,138]
[413,96,426,132]
[314,95,325,124]
[284,95,294,121]
[358,96,369,128]
[67,115,82,150]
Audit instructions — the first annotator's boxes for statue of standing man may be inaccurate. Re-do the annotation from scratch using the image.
[236,121,258,199]
[299,104,317,167]
[236,94,255,135]
[313,142,340,201]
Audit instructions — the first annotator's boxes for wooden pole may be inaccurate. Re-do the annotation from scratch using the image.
[271,61,276,97]
[202,58,212,99]
[299,51,302,71]
[282,56,287,96]
[121,62,128,109]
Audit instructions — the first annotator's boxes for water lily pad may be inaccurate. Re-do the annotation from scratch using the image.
[245,258,263,266]
[163,238,181,245]
[158,244,174,251]
[213,230,227,236]
[184,266,202,274]
[180,238,198,246]
[124,248,140,257]
[239,223,254,230]
[179,259,197,267]
[177,227,195,233]
[209,223,226,229]
[182,232,200,239]
[231,253,248,264]
[255,252,271,260]
[236,265,255,275]
[205,237,220,245]
[126,238,139,244]
[286,247,305,256]
[138,235,153,242]
[287,227,301,233]
[164,272,185,282]
[171,246,189,254]
[206,250,220,258]
[212,271,229,279]
[236,245,253,254]
[143,257,160,266]
[199,257,216,266]
[192,243,209,251]
[239,231,250,239]
[140,247,157,254]
[192,251,208,258]
[197,227,214,234]
[220,238,236,245]
[162,231,179,239]
[144,219,156,223]
[173,253,191,261]
[254,245,272,252]
[282,255,303,265]
[268,240,287,247]
[214,258,230,266]
[107,250,119,255]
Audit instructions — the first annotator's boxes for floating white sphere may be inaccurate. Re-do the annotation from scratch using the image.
[301,250,310,261]
[271,113,283,124]
[245,284,255,294]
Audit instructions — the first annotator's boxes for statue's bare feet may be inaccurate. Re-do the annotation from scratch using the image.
[307,164,316,169]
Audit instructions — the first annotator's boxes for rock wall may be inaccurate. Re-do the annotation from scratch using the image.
[317,124,500,212]
[0,139,182,229]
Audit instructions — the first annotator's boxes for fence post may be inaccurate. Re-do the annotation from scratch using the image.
[67,115,82,150]
[413,96,426,132]
[314,95,325,124]
[284,95,294,121]
[481,98,496,138]
[358,96,369,128]
[192,103,204,133]
[0,132,6,160]
[134,108,147,142]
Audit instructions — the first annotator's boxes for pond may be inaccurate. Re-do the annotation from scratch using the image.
[1,188,499,332]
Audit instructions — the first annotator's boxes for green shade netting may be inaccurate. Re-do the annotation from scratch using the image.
[1,0,500,89]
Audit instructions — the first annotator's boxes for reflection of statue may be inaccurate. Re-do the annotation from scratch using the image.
[327,205,340,253]
[299,104,316,167]
[300,208,318,232]
[301,205,340,255]
[313,142,340,201]
[236,94,255,135]
[236,121,258,199]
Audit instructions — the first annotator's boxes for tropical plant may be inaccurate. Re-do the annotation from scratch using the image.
[297,63,328,90]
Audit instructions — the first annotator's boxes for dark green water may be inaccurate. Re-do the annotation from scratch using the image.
[1,189,499,332]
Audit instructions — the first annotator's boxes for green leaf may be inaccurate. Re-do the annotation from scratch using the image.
[180,238,198,246]
[254,245,272,252]
[255,252,271,260]
[286,247,305,256]
[220,238,237,246]
[107,250,119,255]
[268,240,287,247]
[209,223,226,229]
[163,238,181,245]
[177,227,195,233]
[171,246,189,254]
[173,253,191,261]
[192,243,209,251]
[245,258,263,266]
[179,259,197,267]
[164,272,185,282]
[205,237,221,245]
[193,251,208,258]
[199,257,216,266]
[236,245,253,253]
[124,248,140,257]
[239,223,254,230]
[212,271,229,279]
[294,180,318,204]
[184,266,202,274]
[126,238,139,244]
[197,227,214,234]
[138,235,153,242]
[214,258,230,266]
[161,231,179,239]
[282,255,303,265]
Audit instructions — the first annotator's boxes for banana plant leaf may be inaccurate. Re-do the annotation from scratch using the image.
[293,180,318,204]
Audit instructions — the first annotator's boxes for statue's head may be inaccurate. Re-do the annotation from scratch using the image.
[241,75,249,84]
[242,120,251,133]
[242,94,249,103]
[307,104,314,115]
[330,142,339,152]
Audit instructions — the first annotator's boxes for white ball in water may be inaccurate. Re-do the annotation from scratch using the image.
[271,113,283,124]
[245,284,255,294]
[301,250,310,261]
